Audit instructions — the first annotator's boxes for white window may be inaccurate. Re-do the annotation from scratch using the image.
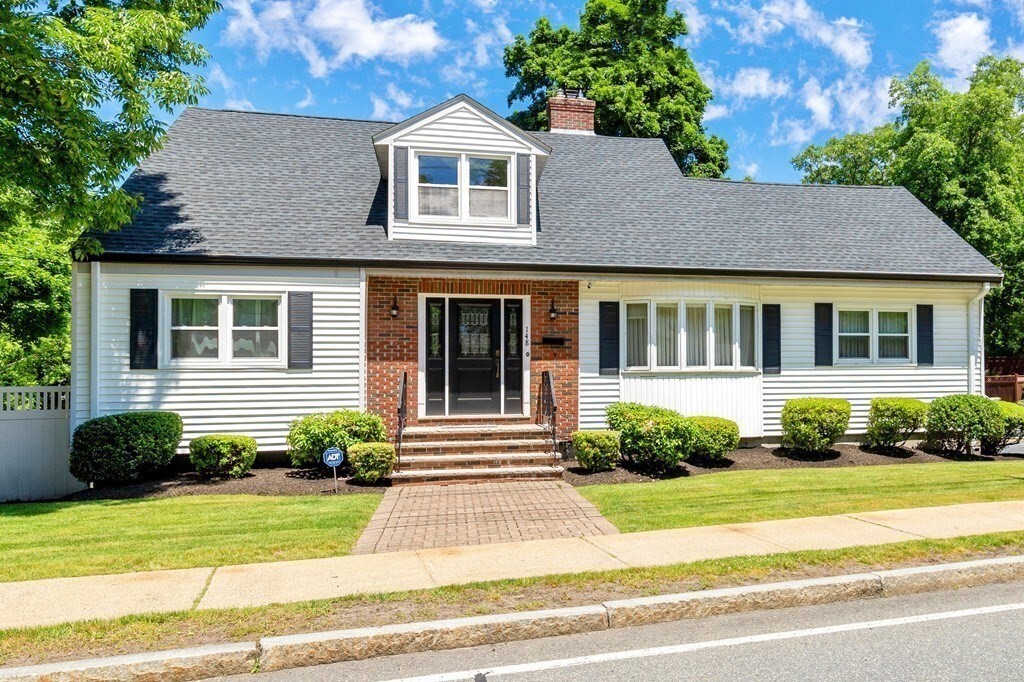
[623,300,758,372]
[834,308,913,364]
[413,152,513,224]
[164,293,285,367]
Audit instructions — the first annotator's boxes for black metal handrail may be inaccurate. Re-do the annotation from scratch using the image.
[395,371,408,472]
[537,370,558,465]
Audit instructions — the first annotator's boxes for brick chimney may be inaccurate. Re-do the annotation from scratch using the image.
[547,88,596,135]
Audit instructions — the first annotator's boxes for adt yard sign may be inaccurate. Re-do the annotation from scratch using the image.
[323,447,343,492]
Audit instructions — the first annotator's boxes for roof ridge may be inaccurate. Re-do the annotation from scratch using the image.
[188,106,397,125]
[689,176,900,190]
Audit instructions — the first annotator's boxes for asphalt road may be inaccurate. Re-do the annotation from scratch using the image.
[229,581,1024,681]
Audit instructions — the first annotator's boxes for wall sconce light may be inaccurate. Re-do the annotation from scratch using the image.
[390,296,400,318]
[549,299,558,320]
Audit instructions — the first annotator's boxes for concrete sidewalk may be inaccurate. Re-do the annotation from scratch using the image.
[4,499,1024,631]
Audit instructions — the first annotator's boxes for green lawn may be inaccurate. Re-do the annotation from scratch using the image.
[0,494,383,583]
[580,461,1024,533]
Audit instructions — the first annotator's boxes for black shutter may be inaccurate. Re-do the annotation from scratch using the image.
[814,303,833,367]
[598,302,620,375]
[393,146,408,221]
[762,304,781,375]
[129,289,159,370]
[917,304,934,365]
[288,292,313,370]
[516,153,531,225]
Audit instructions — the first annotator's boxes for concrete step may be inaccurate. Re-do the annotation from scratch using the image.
[389,465,564,486]
[400,424,552,444]
[400,439,554,456]
[397,452,560,471]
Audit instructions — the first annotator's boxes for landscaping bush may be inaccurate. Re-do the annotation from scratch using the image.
[688,416,740,461]
[980,401,1024,456]
[348,442,396,484]
[571,430,620,472]
[781,398,851,454]
[189,434,258,478]
[605,402,694,471]
[69,411,183,484]
[925,394,1004,455]
[286,409,387,467]
[865,398,928,450]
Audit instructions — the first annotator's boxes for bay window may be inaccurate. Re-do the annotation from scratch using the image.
[685,304,707,366]
[164,293,285,367]
[655,303,679,368]
[834,308,913,364]
[413,152,513,223]
[713,305,734,367]
[624,300,759,371]
[626,303,649,368]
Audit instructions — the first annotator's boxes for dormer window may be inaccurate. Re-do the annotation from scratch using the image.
[413,152,513,223]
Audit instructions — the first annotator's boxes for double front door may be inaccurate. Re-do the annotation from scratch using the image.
[423,298,525,415]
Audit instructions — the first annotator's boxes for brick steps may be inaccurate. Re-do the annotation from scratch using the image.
[400,439,552,456]
[401,424,550,443]
[389,465,564,486]
[398,452,559,471]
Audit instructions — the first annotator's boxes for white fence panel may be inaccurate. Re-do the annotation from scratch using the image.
[0,387,84,502]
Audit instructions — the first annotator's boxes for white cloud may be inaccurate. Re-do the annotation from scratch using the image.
[704,103,731,121]
[725,67,791,100]
[1004,0,1024,24]
[225,97,256,111]
[1008,38,1024,60]
[771,73,893,146]
[716,0,872,69]
[223,0,445,78]
[207,63,235,91]
[467,0,498,11]
[742,161,759,177]
[801,77,832,128]
[441,18,512,93]
[296,86,316,109]
[369,83,420,121]
[674,0,710,46]
[931,12,993,84]
[770,115,816,146]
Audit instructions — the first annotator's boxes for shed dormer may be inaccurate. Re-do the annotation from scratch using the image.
[373,95,551,246]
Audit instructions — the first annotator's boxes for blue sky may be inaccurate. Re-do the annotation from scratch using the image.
[188,0,1024,182]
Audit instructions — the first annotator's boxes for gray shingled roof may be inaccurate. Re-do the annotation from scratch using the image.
[97,107,1001,282]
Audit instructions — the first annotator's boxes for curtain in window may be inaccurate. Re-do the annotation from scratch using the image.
[626,303,649,367]
[686,305,706,367]
[878,311,909,359]
[838,310,870,359]
[714,305,733,366]
[656,304,678,367]
[739,305,756,367]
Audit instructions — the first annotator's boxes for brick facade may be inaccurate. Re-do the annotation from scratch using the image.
[366,276,579,441]
[546,94,596,133]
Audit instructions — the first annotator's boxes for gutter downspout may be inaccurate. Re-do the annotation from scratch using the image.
[968,283,990,395]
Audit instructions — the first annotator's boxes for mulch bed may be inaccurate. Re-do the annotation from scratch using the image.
[563,443,1024,486]
[63,467,384,501]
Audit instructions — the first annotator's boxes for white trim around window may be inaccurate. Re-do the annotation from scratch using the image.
[833,306,915,365]
[411,150,515,226]
[622,299,760,373]
[160,292,288,369]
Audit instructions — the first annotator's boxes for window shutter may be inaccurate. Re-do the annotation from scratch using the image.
[393,146,408,221]
[598,302,620,375]
[288,292,314,370]
[814,303,833,367]
[762,304,781,375]
[917,304,934,365]
[516,153,531,226]
[129,289,159,370]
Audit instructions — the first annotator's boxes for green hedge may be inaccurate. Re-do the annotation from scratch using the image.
[286,410,387,467]
[689,416,740,461]
[348,442,396,484]
[69,411,183,484]
[865,398,927,450]
[781,398,851,454]
[926,394,1004,455]
[189,434,258,478]
[571,430,620,472]
[605,402,695,471]
[981,401,1024,455]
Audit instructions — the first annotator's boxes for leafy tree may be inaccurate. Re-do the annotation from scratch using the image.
[0,0,220,256]
[504,0,729,177]
[793,57,1024,355]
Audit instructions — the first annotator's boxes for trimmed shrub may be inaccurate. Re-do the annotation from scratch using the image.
[865,398,928,450]
[981,401,1024,455]
[571,430,620,472]
[689,416,740,461]
[189,434,258,478]
[605,402,694,471]
[286,410,387,468]
[348,442,396,484]
[69,411,183,484]
[926,394,1004,455]
[781,398,851,454]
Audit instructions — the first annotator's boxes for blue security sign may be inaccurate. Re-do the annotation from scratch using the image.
[322,446,343,468]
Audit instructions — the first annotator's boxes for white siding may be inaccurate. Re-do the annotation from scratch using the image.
[71,263,92,427]
[579,281,621,429]
[78,263,363,452]
[393,107,534,153]
[621,373,763,436]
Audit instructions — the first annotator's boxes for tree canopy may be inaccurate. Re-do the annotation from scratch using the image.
[503,0,729,178]
[0,0,219,257]
[793,56,1024,355]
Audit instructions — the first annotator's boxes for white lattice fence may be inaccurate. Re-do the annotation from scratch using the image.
[0,387,84,502]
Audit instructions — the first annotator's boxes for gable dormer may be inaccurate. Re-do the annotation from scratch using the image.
[373,95,551,246]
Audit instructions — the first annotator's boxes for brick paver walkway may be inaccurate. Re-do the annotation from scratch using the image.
[351,481,619,554]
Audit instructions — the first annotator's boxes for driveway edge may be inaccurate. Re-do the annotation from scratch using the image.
[3,555,1023,681]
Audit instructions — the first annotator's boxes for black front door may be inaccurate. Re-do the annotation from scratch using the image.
[449,299,501,414]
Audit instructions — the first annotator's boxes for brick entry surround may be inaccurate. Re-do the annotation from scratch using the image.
[366,276,579,441]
